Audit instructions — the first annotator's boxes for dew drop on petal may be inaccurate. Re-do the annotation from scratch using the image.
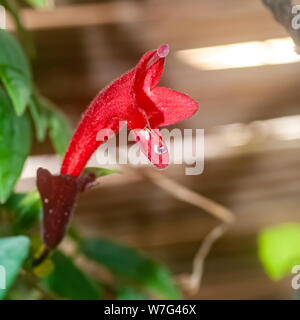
[154,144,167,154]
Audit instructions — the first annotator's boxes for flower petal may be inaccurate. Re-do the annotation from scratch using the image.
[148,87,199,127]
[61,69,145,177]
[131,46,168,123]
[132,128,169,169]
[133,45,168,93]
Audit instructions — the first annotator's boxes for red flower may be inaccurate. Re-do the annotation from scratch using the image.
[37,45,198,251]
[60,44,198,176]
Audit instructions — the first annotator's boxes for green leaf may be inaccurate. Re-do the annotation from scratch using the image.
[79,238,180,299]
[29,94,72,155]
[28,96,48,142]
[0,29,32,115]
[258,223,300,280]
[48,108,72,157]
[0,88,31,203]
[0,236,30,300]
[44,251,101,300]
[117,286,148,300]
[83,167,120,178]
[23,0,48,7]
[5,191,41,233]
[33,96,72,157]
[67,225,82,242]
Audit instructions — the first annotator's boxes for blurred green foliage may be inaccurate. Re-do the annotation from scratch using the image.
[4,191,41,233]
[80,238,181,299]
[43,251,101,300]
[30,94,73,156]
[23,0,48,7]
[0,236,30,299]
[259,223,300,280]
[0,29,32,115]
[117,286,148,300]
[0,87,31,203]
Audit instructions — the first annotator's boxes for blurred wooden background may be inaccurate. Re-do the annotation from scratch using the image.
[15,0,300,299]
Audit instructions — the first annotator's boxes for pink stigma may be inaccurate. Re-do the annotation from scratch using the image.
[157,44,170,58]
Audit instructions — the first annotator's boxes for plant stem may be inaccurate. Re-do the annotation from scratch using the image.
[21,270,56,300]
[139,168,236,295]
[141,169,235,224]
[32,248,50,268]
[188,223,228,294]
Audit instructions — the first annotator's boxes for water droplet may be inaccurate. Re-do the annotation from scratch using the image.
[49,209,53,214]
[44,198,49,203]
[154,144,167,154]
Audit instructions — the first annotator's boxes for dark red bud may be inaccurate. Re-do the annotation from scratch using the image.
[37,168,96,250]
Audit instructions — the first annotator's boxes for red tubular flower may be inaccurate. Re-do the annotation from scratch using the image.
[60,44,198,176]
[37,45,198,251]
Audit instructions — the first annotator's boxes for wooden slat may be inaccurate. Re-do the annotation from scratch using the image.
[24,0,300,133]
[7,2,145,30]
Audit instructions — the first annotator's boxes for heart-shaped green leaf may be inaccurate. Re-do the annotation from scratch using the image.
[0,88,31,203]
[259,223,300,280]
[5,191,42,233]
[43,251,101,300]
[79,238,180,299]
[32,95,72,157]
[0,236,30,300]
[29,97,48,142]
[47,107,72,157]
[0,30,32,115]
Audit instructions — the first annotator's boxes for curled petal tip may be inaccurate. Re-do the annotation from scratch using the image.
[145,44,169,71]
[157,44,169,58]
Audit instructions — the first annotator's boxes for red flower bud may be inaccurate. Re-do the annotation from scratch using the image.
[37,168,96,249]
